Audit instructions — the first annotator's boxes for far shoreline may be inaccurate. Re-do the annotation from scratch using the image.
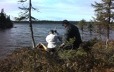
[13,20,79,24]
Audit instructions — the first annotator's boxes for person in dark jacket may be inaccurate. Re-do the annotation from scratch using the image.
[60,20,82,49]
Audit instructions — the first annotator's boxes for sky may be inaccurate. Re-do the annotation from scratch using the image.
[0,0,100,21]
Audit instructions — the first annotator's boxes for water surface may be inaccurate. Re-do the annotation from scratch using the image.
[0,23,64,58]
[0,23,114,58]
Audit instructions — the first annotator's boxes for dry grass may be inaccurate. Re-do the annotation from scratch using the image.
[0,40,114,72]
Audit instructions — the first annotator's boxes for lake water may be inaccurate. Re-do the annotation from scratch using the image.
[0,23,65,58]
[0,23,114,58]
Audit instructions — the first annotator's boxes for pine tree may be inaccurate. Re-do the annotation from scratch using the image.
[78,19,86,40]
[6,16,13,28]
[88,21,93,38]
[0,9,13,29]
[16,1,39,71]
[0,9,6,28]
[92,0,114,47]
[16,0,38,48]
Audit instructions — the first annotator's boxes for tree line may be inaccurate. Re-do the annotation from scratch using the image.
[78,0,114,48]
[0,9,13,29]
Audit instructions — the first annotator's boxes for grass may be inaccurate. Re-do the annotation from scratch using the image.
[0,39,114,72]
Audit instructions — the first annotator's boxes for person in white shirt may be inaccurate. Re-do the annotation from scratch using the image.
[46,30,60,52]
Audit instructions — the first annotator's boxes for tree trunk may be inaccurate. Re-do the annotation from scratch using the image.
[29,1,37,72]
[29,0,36,48]
[106,0,111,48]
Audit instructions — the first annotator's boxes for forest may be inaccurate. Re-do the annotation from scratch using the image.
[0,9,13,29]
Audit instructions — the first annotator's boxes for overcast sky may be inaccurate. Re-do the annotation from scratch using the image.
[0,0,100,21]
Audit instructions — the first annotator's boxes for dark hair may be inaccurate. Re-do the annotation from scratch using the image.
[49,30,54,34]
[53,30,57,33]
[62,20,70,25]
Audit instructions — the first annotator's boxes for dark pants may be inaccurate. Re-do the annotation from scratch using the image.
[47,48,56,52]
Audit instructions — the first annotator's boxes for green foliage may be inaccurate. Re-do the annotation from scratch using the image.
[64,37,75,48]
[0,40,114,72]
[15,0,38,21]
[78,19,86,39]
[78,19,86,31]
[16,0,39,48]
[92,0,114,40]
[88,21,94,37]
[76,48,87,56]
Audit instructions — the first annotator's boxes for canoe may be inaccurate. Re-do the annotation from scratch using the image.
[36,42,47,51]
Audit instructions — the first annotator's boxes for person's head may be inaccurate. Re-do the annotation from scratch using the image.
[53,30,57,33]
[62,20,70,28]
[49,30,54,34]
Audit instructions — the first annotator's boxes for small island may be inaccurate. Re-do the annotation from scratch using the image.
[0,9,13,29]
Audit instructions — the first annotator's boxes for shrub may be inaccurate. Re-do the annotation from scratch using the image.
[0,40,114,72]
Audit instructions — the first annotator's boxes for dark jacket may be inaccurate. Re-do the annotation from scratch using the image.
[63,23,82,49]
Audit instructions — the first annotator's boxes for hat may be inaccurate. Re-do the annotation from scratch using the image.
[49,30,54,34]
[62,20,70,26]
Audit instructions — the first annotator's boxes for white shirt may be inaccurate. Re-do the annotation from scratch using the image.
[46,34,58,48]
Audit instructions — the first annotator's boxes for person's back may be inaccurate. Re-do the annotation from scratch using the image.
[69,23,82,48]
[46,33,58,48]
[61,20,82,49]
[46,30,59,52]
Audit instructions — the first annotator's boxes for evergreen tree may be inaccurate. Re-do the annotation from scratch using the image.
[88,21,93,38]
[16,1,39,71]
[0,9,13,29]
[78,19,86,40]
[16,0,38,48]
[0,9,6,28]
[92,0,114,46]
[6,16,13,28]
